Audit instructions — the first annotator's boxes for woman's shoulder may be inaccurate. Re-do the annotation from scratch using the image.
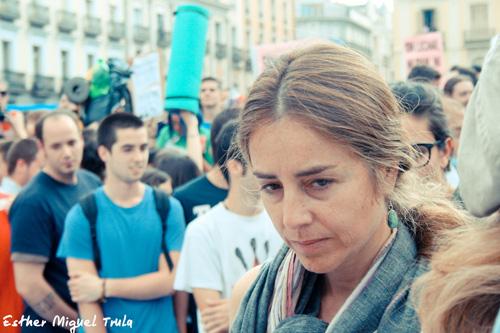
[229,265,262,324]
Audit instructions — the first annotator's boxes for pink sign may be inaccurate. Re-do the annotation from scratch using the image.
[404,32,445,75]
[252,39,326,75]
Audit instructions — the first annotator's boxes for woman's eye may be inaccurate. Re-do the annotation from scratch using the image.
[260,183,282,193]
[309,179,333,189]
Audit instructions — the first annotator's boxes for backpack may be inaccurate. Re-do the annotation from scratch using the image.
[79,188,174,271]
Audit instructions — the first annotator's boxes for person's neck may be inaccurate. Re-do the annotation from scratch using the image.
[324,222,392,298]
[43,167,78,185]
[224,187,262,217]
[206,167,229,190]
[202,106,221,123]
[10,172,24,187]
[103,177,145,208]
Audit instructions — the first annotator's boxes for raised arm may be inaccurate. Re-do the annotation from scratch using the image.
[181,111,203,171]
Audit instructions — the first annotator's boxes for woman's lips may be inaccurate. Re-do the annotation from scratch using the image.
[290,238,329,254]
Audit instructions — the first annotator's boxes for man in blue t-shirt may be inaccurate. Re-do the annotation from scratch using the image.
[10,111,101,332]
[57,113,185,332]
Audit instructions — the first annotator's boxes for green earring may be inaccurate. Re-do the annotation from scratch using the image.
[388,207,399,229]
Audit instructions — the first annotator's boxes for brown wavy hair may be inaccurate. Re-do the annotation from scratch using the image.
[415,212,500,332]
[237,43,469,257]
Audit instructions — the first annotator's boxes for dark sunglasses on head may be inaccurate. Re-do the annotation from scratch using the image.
[0,91,8,97]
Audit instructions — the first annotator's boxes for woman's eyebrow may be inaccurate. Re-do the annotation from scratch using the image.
[253,165,336,179]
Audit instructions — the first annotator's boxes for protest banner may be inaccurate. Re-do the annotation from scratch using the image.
[404,32,445,75]
[131,52,163,119]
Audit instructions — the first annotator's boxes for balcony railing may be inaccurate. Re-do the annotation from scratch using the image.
[108,22,125,41]
[84,16,102,38]
[134,25,149,44]
[57,10,77,33]
[28,2,50,28]
[157,30,171,48]
[215,43,227,59]
[2,70,26,95]
[0,0,20,22]
[31,75,55,99]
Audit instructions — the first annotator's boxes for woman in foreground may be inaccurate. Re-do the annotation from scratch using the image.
[229,43,468,333]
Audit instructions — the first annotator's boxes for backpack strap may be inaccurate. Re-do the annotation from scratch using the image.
[152,188,174,271]
[79,193,101,271]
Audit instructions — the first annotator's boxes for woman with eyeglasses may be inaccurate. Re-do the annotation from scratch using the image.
[228,43,470,333]
[392,81,455,196]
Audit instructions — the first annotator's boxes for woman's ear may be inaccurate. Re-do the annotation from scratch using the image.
[381,165,399,195]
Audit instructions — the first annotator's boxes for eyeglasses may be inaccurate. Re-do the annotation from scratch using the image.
[411,140,444,168]
[0,91,8,97]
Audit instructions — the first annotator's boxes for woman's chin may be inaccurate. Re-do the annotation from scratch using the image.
[297,253,342,274]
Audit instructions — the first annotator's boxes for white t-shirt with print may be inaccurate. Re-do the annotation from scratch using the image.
[175,202,282,296]
[174,202,282,331]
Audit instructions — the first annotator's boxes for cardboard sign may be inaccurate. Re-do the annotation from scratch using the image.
[404,32,445,75]
[131,52,163,119]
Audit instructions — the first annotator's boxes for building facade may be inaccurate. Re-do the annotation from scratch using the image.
[392,0,500,80]
[0,0,295,104]
[295,0,393,81]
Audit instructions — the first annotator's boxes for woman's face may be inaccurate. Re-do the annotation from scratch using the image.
[401,114,450,182]
[248,117,392,274]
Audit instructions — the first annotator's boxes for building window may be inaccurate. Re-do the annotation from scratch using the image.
[422,9,436,32]
[231,27,237,46]
[215,22,222,43]
[61,51,68,79]
[2,41,10,71]
[33,46,41,75]
[87,54,94,70]
[110,5,117,22]
[134,8,143,26]
[157,14,164,30]
[470,4,488,30]
[246,30,251,45]
[244,0,250,15]
[86,0,94,16]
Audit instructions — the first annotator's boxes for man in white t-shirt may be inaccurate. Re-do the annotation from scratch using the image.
[174,121,282,333]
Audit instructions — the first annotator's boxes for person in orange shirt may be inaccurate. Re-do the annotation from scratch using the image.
[0,192,23,333]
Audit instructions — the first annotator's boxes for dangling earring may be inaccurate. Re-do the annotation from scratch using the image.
[387,202,399,229]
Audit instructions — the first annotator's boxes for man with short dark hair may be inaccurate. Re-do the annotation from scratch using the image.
[1,138,43,195]
[407,65,441,87]
[200,77,224,125]
[10,111,101,332]
[57,113,185,332]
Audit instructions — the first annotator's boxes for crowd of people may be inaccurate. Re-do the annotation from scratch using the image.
[0,36,499,333]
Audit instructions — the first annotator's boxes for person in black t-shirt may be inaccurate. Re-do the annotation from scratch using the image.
[174,109,239,224]
[9,111,101,332]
